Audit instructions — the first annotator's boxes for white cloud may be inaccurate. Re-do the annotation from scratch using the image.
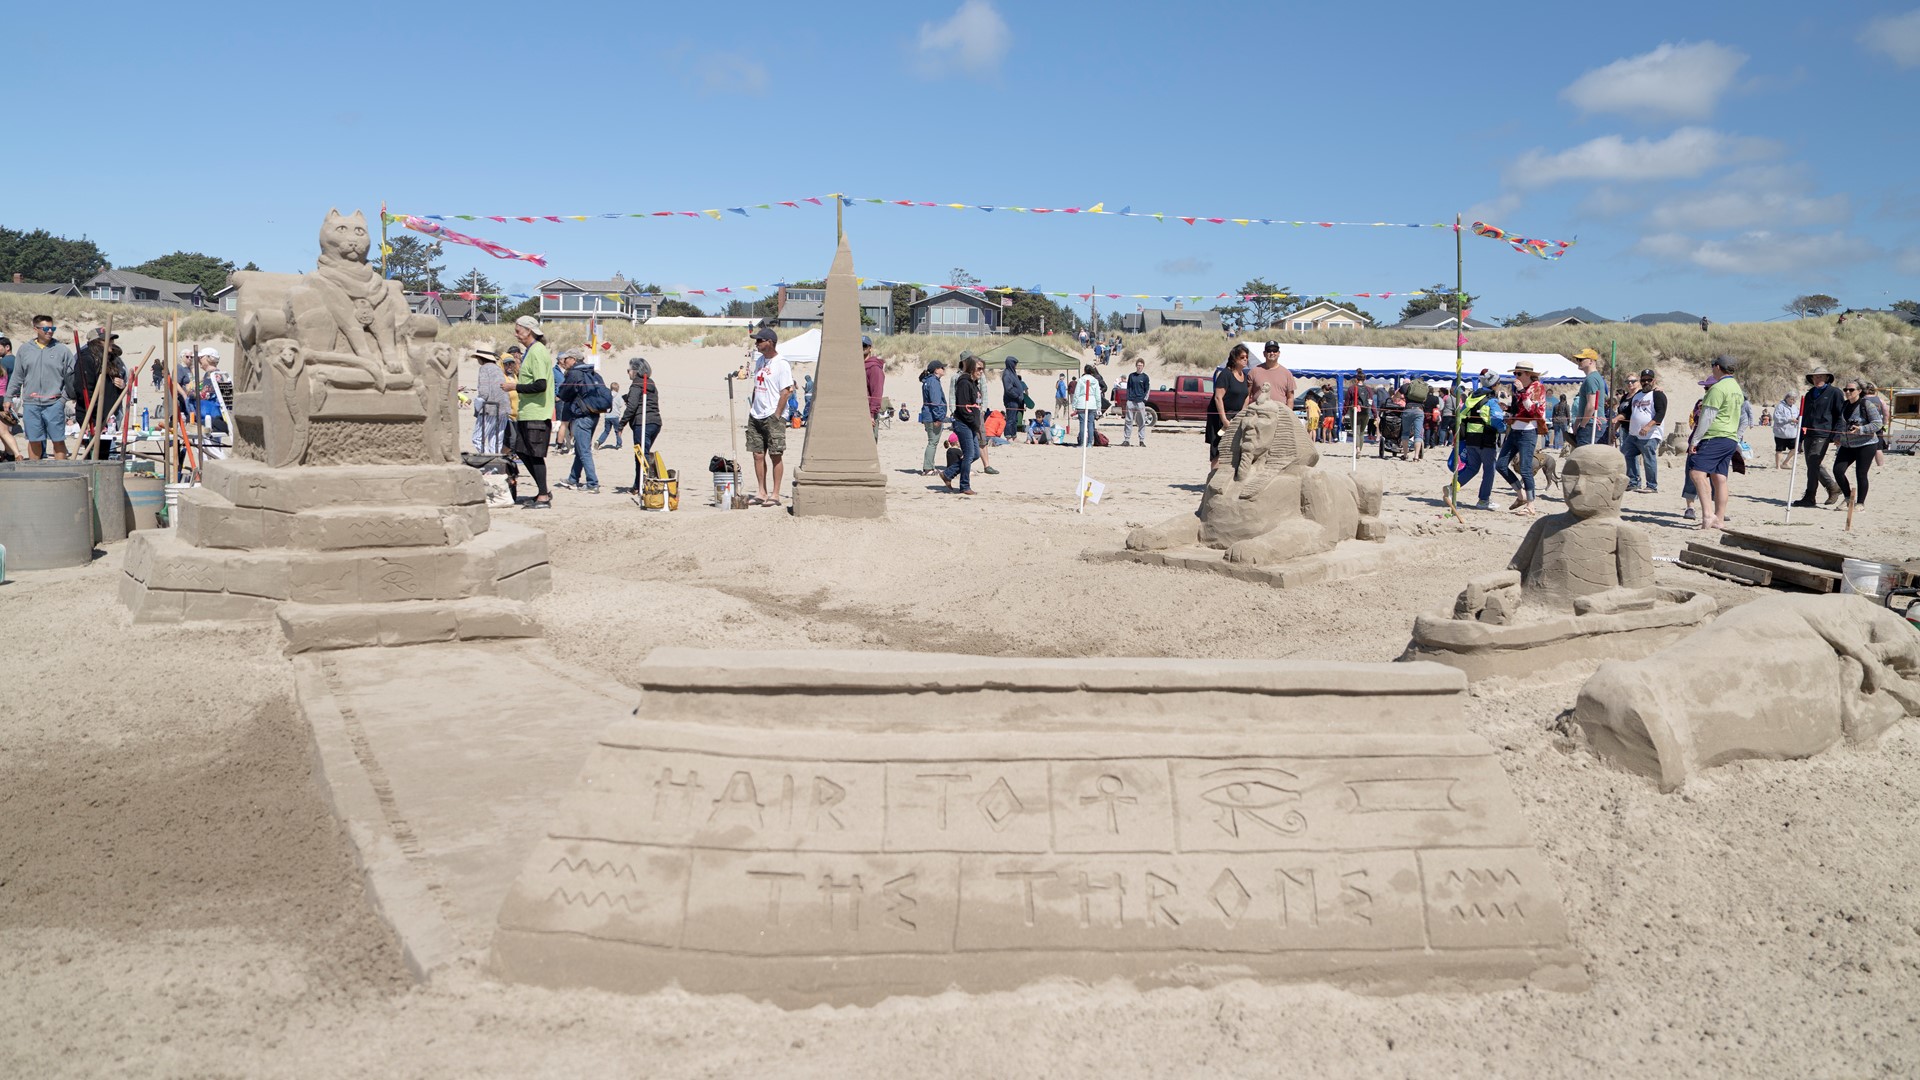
[1562,42,1748,120]
[916,0,1011,78]
[1633,231,1880,275]
[692,51,768,96]
[1647,190,1850,231]
[1157,257,1212,275]
[1464,193,1522,224]
[1506,127,1781,189]
[1861,9,1920,67]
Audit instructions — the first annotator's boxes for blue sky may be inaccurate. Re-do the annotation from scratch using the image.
[19,1,1920,323]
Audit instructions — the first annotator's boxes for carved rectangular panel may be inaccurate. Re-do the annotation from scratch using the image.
[492,649,1585,1005]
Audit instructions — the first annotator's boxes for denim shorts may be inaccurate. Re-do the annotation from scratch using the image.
[1687,436,1738,477]
[22,399,65,443]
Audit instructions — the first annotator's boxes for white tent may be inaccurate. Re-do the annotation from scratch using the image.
[776,328,820,364]
[1241,341,1582,383]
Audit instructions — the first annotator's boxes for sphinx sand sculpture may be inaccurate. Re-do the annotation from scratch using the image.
[1576,594,1920,791]
[1404,446,1713,681]
[120,210,550,651]
[1103,400,1391,587]
[489,649,1585,1006]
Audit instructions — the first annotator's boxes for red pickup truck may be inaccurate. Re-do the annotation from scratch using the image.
[1110,374,1213,425]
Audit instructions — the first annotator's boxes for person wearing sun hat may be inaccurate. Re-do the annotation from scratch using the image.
[1568,347,1607,446]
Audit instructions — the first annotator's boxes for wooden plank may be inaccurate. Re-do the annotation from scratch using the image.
[1687,542,1838,593]
[1718,528,1846,572]
[1677,548,1771,586]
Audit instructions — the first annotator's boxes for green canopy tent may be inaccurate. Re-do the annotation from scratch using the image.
[966,335,1085,372]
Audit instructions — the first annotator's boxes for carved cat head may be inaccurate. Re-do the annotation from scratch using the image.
[319,208,371,264]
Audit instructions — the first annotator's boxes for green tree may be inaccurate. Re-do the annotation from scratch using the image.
[1892,299,1919,316]
[1212,303,1251,334]
[499,296,538,322]
[1784,293,1841,319]
[890,284,923,335]
[1004,292,1078,336]
[384,235,445,291]
[949,267,980,289]
[721,298,756,318]
[0,226,110,283]
[442,267,501,298]
[1236,278,1294,331]
[1500,310,1535,328]
[126,251,246,294]
[1398,283,1479,324]
[657,298,705,317]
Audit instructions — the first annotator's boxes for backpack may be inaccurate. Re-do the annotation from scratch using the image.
[1093,428,1110,447]
[1404,378,1430,404]
[582,374,613,415]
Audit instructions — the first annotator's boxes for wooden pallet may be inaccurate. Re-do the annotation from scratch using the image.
[1684,541,1839,593]
[1719,528,1845,573]
[1676,547,1772,586]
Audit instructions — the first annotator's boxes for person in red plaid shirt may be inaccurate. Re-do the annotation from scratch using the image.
[1494,361,1548,515]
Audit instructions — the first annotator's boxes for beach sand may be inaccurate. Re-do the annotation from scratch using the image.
[2,338,1917,1077]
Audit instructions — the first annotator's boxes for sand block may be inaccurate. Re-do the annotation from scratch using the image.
[279,597,539,654]
[1091,537,1409,588]
[204,458,485,514]
[490,648,1585,1006]
[1404,588,1717,682]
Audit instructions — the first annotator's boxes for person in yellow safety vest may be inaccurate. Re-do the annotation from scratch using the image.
[1447,382,1505,511]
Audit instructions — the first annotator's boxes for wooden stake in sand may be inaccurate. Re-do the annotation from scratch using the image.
[725,366,747,509]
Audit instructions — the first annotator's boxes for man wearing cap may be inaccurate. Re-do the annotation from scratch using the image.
[6,315,74,459]
[744,327,793,505]
[1569,347,1607,446]
[918,357,950,471]
[1246,340,1297,412]
[1001,354,1028,445]
[1791,364,1844,508]
[507,314,555,508]
[863,336,886,441]
[1613,368,1667,493]
[1686,355,1745,530]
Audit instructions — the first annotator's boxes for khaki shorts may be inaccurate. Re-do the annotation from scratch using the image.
[745,414,786,454]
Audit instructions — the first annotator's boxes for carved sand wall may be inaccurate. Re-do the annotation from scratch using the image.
[491,650,1586,1005]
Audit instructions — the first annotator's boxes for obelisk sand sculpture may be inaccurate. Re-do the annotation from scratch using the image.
[1576,594,1920,791]
[1405,446,1712,680]
[490,649,1586,1006]
[789,229,887,518]
[119,210,551,651]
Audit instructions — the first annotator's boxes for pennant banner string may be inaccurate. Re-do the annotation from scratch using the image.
[383,200,1574,257]
[416,281,1441,304]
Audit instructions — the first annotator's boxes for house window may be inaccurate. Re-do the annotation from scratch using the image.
[225,298,237,311]
[1292,321,1310,331]
[562,294,582,312]
[541,295,559,312]
[1329,320,1354,329]
[968,308,979,324]
[92,286,113,300]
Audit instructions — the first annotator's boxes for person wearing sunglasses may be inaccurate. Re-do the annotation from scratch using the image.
[5,316,75,459]
[1613,368,1667,493]
[1832,380,1884,510]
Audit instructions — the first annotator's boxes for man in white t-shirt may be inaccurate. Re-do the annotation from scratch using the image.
[743,327,794,506]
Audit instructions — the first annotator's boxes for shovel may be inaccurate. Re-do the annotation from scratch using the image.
[726,369,749,509]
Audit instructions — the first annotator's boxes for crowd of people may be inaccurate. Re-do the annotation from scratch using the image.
[1,315,230,465]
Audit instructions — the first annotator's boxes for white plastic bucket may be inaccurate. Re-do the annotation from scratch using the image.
[1840,558,1901,600]
[713,475,736,509]
[163,482,195,527]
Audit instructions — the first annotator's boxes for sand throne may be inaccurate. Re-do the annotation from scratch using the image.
[231,271,459,469]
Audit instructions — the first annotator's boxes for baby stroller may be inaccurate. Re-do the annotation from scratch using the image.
[1377,409,1406,459]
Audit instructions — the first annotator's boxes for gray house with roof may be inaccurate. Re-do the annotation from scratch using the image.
[537,275,659,322]
[0,277,83,299]
[776,286,896,335]
[1128,307,1223,333]
[1523,306,1611,328]
[909,289,1004,336]
[82,269,208,309]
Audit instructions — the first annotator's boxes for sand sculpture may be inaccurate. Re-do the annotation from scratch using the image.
[1102,400,1392,587]
[119,210,550,651]
[1576,594,1920,791]
[790,231,886,517]
[490,648,1585,1006]
[1405,446,1713,680]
